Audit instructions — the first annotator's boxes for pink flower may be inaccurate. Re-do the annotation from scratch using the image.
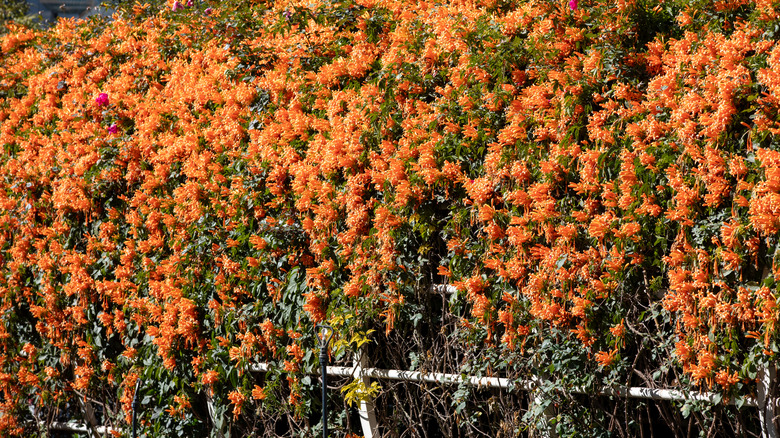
[172,1,183,10]
[204,7,213,15]
[95,93,109,106]
[186,0,193,6]
[568,0,578,10]
[108,124,118,134]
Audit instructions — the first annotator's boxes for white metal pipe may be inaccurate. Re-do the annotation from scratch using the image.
[49,421,119,435]
[250,362,761,406]
[327,366,521,390]
[250,362,270,372]
[431,284,457,295]
[597,385,758,407]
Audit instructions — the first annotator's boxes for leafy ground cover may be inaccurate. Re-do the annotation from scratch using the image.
[2,0,780,436]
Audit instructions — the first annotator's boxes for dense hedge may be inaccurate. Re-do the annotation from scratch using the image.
[2,0,780,436]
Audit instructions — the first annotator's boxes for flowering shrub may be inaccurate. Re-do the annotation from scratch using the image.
[1,0,780,436]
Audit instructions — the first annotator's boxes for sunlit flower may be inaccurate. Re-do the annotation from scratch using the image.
[228,390,246,418]
[201,369,219,385]
[252,385,266,400]
[595,349,617,367]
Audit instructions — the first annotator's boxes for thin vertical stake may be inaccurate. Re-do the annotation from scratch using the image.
[321,349,328,438]
[132,378,142,438]
[317,324,333,438]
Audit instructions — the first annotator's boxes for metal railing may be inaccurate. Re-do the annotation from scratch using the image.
[249,357,778,438]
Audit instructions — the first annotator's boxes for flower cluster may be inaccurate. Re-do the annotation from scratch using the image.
[1,0,780,435]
